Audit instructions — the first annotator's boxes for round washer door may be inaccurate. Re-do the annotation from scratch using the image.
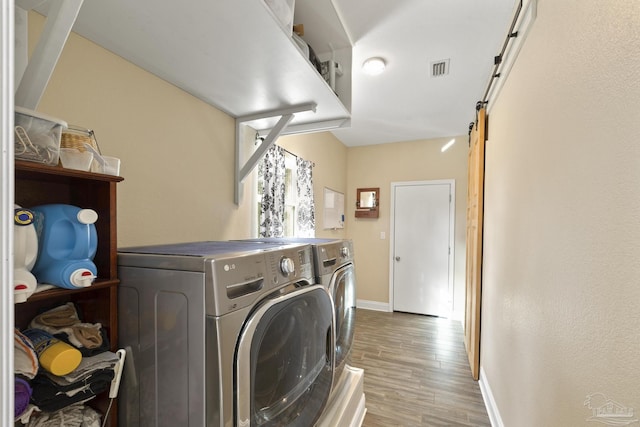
[236,284,335,427]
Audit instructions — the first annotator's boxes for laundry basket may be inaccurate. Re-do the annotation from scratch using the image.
[60,126,100,153]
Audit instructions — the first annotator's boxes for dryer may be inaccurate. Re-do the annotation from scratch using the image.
[309,238,356,379]
[117,241,335,427]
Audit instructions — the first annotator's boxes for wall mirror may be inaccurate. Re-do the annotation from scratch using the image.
[355,187,379,218]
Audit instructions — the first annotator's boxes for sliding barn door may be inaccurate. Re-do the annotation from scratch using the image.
[465,107,486,381]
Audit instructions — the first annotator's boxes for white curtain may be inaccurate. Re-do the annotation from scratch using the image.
[295,157,315,237]
[258,145,286,237]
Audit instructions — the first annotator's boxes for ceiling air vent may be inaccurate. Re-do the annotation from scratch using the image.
[430,59,450,77]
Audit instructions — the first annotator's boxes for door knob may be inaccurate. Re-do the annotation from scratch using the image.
[395,256,400,261]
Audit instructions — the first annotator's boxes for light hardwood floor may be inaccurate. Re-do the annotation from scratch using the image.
[351,309,490,427]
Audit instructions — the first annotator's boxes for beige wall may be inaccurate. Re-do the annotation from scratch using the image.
[346,136,468,318]
[29,12,347,246]
[481,0,640,425]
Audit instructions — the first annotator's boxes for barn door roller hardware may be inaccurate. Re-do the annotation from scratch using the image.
[234,103,317,205]
[480,0,537,106]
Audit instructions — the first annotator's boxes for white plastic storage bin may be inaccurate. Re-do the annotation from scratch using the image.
[15,106,67,166]
[263,0,295,35]
[292,33,309,57]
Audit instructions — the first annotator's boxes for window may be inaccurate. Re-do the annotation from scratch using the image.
[256,149,298,237]
[283,152,298,237]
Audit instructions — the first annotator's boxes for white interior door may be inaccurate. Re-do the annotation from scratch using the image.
[391,181,454,317]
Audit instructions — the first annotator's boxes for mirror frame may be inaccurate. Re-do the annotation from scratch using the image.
[355,187,379,218]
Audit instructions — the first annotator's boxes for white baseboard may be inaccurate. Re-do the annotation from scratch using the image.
[356,300,466,320]
[479,367,504,427]
[356,300,390,312]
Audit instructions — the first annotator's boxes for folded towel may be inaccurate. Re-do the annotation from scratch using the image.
[14,329,38,379]
[16,404,38,425]
[28,351,118,413]
[43,367,115,392]
[61,351,119,383]
[70,325,102,348]
[30,303,104,350]
[30,369,114,412]
[53,327,110,357]
[23,403,101,427]
[32,302,79,327]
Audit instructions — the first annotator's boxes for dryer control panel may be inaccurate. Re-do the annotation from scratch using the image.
[315,240,354,277]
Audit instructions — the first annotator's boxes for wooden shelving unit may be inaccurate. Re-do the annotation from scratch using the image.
[14,160,123,427]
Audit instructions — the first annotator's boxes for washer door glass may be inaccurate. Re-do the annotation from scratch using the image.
[331,264,357,374]
[236,285,334,427]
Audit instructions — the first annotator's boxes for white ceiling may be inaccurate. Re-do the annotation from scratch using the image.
[33,0,517,148]
[331,0,517,146]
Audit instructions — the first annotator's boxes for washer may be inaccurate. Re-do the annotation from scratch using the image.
[117,241,335,427]
[238,237,362,423]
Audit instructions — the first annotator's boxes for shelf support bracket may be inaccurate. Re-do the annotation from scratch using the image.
[234,103,316,205]
[15,0,84,109]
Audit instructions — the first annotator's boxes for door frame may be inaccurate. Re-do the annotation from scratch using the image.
[1,0,15,423]
[388,180,456,316]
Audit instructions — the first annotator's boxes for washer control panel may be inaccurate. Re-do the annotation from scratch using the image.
[265,245,313,285]
[207,244,314,316]
[279,256,295,276]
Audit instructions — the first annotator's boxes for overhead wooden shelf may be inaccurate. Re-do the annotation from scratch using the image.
[34,0,352,134]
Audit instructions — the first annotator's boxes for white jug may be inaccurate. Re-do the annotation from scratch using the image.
[14,205,38,303]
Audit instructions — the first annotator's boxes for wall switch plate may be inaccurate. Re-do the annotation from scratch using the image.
[380,232,386,239]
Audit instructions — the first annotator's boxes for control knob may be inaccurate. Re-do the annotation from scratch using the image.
[280,257,295,276]
[340,246,349,258]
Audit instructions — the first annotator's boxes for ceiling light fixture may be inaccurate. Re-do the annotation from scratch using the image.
[441,138,456,152]
[362,57,386,75]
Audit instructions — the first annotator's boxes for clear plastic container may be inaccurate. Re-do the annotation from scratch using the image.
[263,0,295,35]
[59,148,94,171]
[14,107,67,166]
[91,155,120,176]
